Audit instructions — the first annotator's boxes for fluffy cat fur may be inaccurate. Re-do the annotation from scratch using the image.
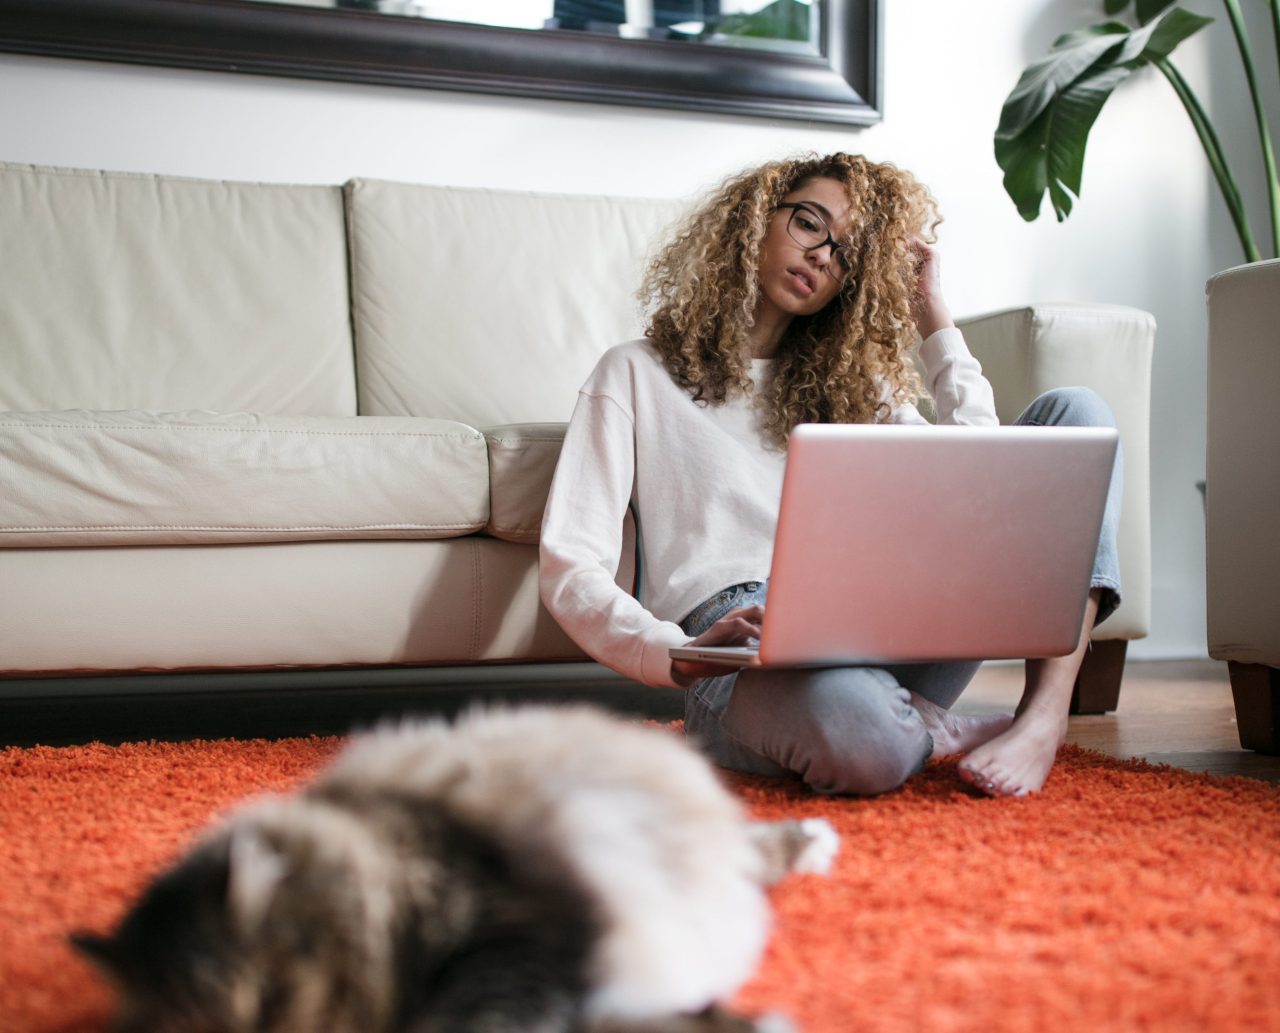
[74,705,839,1033]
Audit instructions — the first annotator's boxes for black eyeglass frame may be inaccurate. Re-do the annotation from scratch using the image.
[774,202,855,280]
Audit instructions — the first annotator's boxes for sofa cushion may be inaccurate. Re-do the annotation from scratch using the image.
[345,179,686,425]
[0,538,585,674]
[0,411,488,546]
[482,423,567,544]
[0,162,356,415]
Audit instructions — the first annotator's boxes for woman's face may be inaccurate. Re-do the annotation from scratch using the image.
[756,175,854,320]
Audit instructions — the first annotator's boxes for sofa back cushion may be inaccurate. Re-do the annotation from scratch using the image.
[0,163,356,415]
[346,179,686,425]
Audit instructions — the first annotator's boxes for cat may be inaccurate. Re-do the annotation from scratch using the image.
[74,704,839,1033]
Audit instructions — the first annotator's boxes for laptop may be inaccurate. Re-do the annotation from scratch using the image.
[668,423,1118,668]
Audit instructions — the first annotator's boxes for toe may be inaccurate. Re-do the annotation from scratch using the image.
[958,759,1005,797]
[976,766,1007,796]
[960,765,998,796]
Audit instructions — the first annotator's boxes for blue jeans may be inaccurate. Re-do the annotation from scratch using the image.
[680,388,1124,796]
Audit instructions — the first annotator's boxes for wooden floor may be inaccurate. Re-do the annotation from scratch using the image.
[957,658,1280,784]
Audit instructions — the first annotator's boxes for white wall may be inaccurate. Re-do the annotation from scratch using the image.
[1,0,1266,659]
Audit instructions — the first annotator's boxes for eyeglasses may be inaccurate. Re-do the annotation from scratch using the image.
[775,203,855,281]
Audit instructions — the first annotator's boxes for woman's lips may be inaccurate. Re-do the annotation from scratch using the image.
[788,269,815,296]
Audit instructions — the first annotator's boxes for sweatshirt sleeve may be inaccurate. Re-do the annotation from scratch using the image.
[886,326,1000,426]
[539,390,690,689]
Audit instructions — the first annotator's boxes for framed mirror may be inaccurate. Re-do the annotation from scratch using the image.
[0,0,882,125]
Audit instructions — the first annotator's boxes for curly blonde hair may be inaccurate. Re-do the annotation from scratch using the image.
[641,152,940,448]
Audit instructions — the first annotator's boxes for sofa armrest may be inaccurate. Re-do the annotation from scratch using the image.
[481,423,567,545]
[481,422,638,597]
[956,303,1155,642]
[1206,259,1280,667]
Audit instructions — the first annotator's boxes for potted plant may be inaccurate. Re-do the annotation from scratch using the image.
[995,0,1280,752]
[993,0,1278,264]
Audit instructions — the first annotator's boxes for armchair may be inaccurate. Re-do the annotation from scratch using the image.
[961,304,1155,713]
[1206,258,1280,753]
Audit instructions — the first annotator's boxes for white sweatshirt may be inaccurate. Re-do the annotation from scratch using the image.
[538,328,998,689]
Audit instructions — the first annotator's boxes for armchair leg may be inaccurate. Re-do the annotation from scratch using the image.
[1228,662,1280,754]
[1069,639,1127,715]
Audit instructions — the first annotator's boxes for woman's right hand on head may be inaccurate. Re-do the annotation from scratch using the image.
[909,237,955,341]
[671,605,765,685]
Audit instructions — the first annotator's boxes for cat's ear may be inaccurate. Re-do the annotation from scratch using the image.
[226,826,288,936]
[70,931,124,978]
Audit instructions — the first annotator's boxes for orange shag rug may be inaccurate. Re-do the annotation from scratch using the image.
[2,732,1279,1033]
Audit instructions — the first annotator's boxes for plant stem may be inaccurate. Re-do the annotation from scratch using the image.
[1223,0,1280,257]
[1156,58,1262,262]
[1272,0,1280,125]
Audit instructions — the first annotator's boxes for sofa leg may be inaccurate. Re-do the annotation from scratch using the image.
[1229,662,1280,754]
[1069,639,1127,715]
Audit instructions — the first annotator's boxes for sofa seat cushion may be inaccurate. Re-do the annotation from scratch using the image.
[482,423,567,544]
[0,410,488,547]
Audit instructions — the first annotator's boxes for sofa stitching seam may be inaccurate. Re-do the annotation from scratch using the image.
[471,539,482,660]
[1,523,483,532]
[0,424,483,441]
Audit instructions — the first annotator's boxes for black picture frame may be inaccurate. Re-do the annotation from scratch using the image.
[0,0,883,126]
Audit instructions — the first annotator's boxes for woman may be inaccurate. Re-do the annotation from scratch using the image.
[539,152,1122,798]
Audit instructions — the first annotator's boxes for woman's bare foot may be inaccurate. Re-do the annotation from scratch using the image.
[909,692,1014,758]
[957,705,1068,797]
[958,591,1100,797]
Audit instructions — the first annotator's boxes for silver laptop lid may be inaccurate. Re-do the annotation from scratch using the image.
[758,423,1118,666]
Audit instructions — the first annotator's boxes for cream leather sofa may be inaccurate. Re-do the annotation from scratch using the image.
[0,162,1154,716]
[1206,258,1280,752]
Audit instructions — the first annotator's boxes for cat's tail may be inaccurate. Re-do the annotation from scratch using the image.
[746,818,840,886]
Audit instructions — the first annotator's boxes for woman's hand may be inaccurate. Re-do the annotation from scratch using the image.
[671,605,765,685]
[909,238,955,341]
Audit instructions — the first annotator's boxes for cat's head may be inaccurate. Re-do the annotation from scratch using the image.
[73,797,399,1033]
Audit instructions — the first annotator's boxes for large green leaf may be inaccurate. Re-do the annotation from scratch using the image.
[1141,6,1214,59]
[1053,22,1132,50]
[995,5,1213,222]
[1100,2,1179,26]
[995,64,1135,222]
[1135,0,1178,24]
[1046,65,1134,218]
[994,110,1051,222]
[996,24,1128,138]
